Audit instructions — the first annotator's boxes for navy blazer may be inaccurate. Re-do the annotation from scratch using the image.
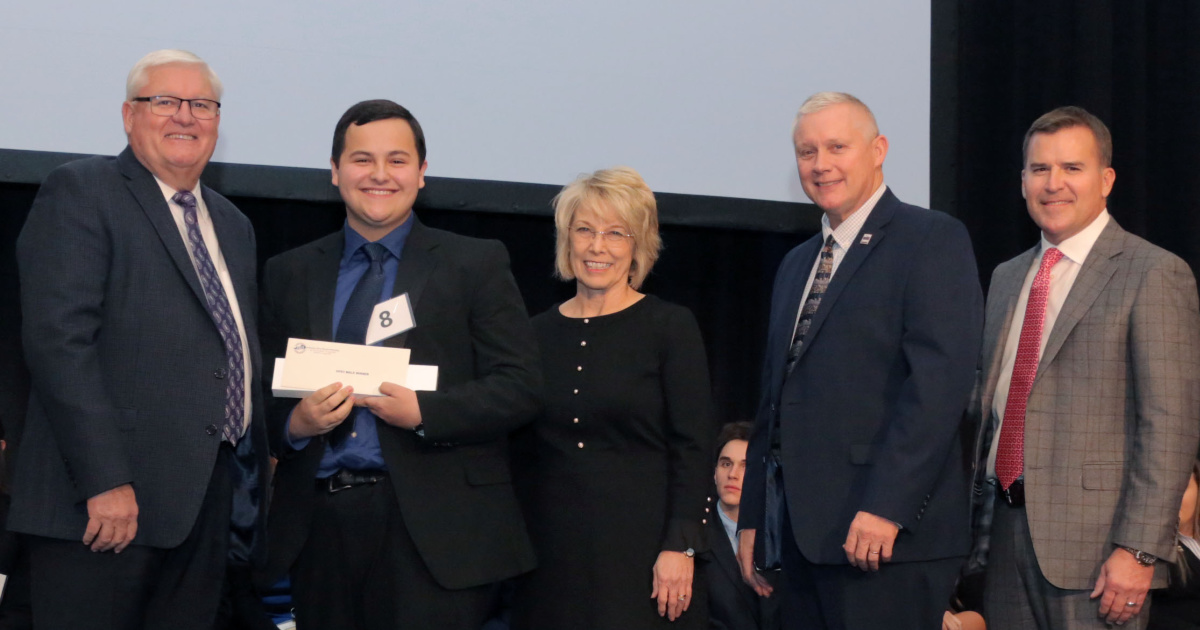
[706,510,780,630]
[13,147,269,562]
[740,190,983,565]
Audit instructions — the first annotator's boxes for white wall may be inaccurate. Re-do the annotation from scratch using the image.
[0,1,930,205]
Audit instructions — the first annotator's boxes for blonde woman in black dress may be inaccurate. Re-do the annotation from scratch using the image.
[513,167,714,629]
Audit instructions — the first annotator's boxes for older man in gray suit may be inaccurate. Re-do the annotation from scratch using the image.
[970,106,1200,629]
[14,50,269,629]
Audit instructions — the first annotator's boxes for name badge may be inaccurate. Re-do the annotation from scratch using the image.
[366,293,416,345]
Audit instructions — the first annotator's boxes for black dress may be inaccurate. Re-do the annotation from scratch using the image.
[513,295,714,629]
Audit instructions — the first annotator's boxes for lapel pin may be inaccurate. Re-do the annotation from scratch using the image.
[859,234,873,245]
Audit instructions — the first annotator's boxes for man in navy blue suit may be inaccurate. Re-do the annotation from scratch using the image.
[14,50,269,629]
[736,92,984,629]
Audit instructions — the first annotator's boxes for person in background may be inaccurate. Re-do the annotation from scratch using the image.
[1148,460,1200,629]
[513,167,714,629]
[708,421,779,630]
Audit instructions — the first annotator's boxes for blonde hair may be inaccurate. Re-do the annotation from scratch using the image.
[792,91,879,138]
[126,49,223,101]
[552,167,662,290]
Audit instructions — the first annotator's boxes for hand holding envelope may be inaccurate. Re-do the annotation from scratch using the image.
[273,294,439,434]
[289,382,356,439]
[353,382,423,430]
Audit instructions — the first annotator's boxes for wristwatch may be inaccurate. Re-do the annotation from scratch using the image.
[1120,546,1157,567]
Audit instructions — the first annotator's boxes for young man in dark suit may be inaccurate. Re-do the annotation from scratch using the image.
[259,99,541,629]
[14,49,270,629]
[708,422,779,630]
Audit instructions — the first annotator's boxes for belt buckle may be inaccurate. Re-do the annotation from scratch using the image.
[327,472,353,494]
[1000,479,1025,507]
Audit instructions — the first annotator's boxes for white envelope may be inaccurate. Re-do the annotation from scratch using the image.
[272,358,438,398]
[281,338,410,396]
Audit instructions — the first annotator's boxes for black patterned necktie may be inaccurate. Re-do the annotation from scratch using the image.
[785,234,835,374]
[328,241,390,447]
[173,190,245,444]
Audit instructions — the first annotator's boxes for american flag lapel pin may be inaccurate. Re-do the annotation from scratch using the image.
[859,233,873,245]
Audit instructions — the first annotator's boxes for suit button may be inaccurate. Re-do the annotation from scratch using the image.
[205,424,218,436]
[214,368,227,379]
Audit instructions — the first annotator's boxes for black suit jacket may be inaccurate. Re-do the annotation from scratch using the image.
[259,219,541,590]
[13,147,269,562]
[741,190,983,565]
[706,512,779,630]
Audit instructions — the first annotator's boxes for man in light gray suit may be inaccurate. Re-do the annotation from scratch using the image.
[970,106,1200,629]
[14,49,268,629]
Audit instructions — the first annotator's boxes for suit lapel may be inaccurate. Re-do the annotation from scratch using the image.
[706,518,759,612]
[979,249,1036,423]
[1036,220,1125,377]
[385,218,438,350]
[118,147,209,308]
[791,191,896,365]
[306,232,344,342]
[767,235,822,377]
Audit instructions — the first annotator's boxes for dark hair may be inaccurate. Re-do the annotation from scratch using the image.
[1023,105,1113,167]
[331,99,426,164]
[714,421,754,464]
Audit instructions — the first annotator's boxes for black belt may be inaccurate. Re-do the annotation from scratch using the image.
[322,469,387,494]
[994,478,1025,507]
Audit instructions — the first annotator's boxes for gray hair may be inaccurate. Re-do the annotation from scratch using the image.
[792,91,879,138]
[125,49,223,101]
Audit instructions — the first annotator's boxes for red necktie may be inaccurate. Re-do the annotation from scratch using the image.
[996,247,1063,490]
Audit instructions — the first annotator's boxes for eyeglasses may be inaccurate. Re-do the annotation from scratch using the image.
[571,225,634,244]
[131,96,221,120]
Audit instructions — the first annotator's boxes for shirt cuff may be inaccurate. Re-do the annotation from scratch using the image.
[283,406,311,451]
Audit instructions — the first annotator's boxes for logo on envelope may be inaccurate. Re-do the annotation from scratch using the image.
[292,343,307,354]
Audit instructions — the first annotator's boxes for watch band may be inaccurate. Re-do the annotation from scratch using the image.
[1120,546,1157,566]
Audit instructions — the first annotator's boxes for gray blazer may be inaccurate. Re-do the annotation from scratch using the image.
[969,218,1200,589]
[12,147,269,560]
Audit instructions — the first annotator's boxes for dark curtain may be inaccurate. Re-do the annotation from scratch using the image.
[936,1,1200,287]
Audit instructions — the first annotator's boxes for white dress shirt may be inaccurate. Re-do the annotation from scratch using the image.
[155,176,253,434]
[986,210,1111,478]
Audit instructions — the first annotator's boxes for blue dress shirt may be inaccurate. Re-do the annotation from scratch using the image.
[286,217,413,477]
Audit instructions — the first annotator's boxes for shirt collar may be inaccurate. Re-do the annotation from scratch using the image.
[820,182,887,250]
[154,175,202,207]
[718,503,738,548]
[1039,209,1109,265]
[341,215,414,264]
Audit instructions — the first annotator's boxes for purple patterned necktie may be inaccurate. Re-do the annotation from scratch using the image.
[173,190,245,444]
[785,234,835,374]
